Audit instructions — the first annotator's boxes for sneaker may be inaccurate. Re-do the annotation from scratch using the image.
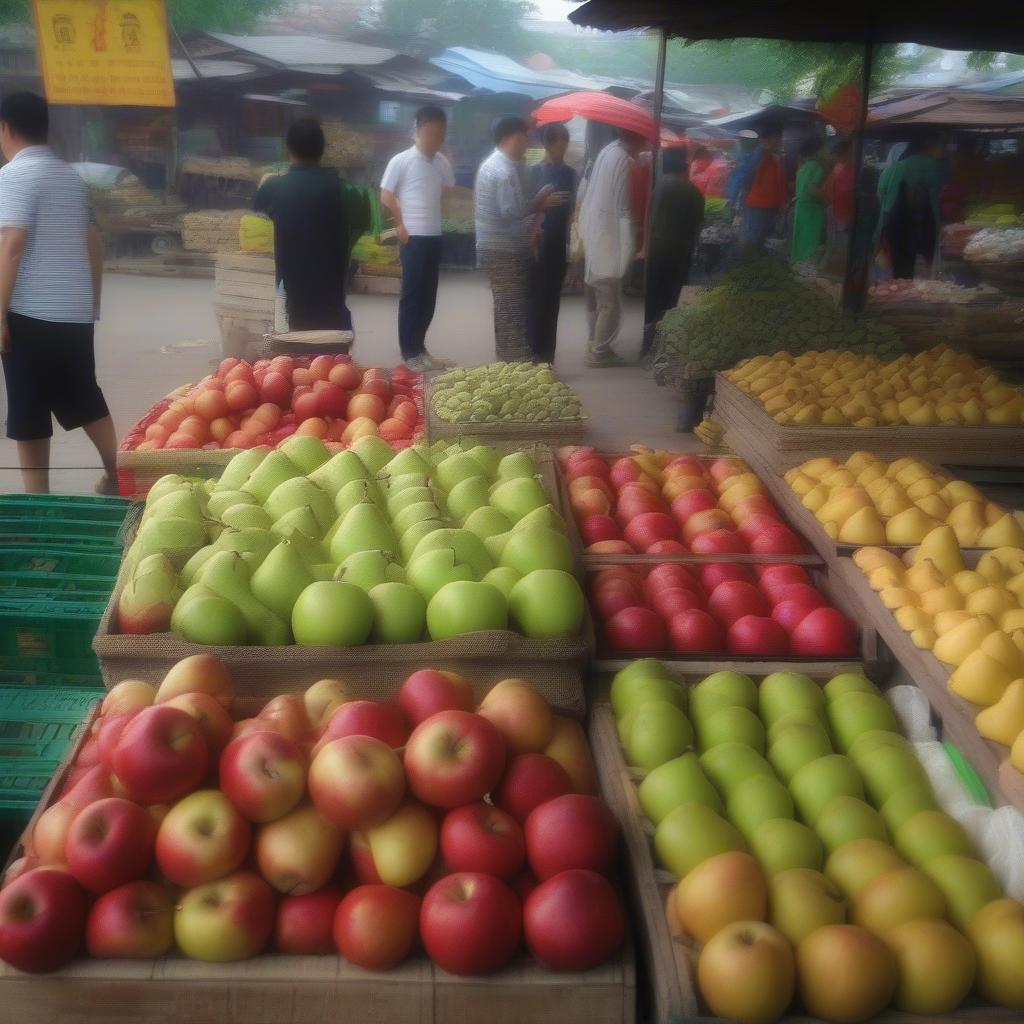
[404,354,434,372]
[585,352,629,368]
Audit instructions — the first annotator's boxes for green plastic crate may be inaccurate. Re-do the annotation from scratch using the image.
[0,600,105,675]
[0,758,62,813]
[0,516,126,542]
[0,571,115,597]
[0,547,121,578]
[0,668,104,688]
[0,495,132,523]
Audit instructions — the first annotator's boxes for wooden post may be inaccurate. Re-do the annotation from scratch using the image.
[642,29,668,341]
[841,32,875,314]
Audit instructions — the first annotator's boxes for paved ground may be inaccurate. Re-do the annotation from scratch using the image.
[0,271,692,494]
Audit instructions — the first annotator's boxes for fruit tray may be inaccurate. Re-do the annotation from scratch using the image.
[0,598,104,681]
[589,697,1019,1024]
[838,558,1024,812]
[715,374,1024,474]
[0,706,636,1024]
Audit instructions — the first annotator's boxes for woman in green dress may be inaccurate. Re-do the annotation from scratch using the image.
[791,137,828,263]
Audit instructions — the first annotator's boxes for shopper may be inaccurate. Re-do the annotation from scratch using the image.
[527,123,576,364]
[730,119,788,252]
[380,105,456,372]
[0,92,115,495]
[643,148,705,355]
[578,129,647,367]
[822,137,855,273]
[475,116,564,362]
[791,136,828,263]
[253,118,353,339]
[878,135,943,280]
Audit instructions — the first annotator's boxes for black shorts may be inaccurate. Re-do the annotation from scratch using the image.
[1,312,109,441]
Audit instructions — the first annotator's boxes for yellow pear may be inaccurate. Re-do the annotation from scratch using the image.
[856,465,886,487]
[961,398,985,424]
[906,476,943,501]
[868,565,906,592]
[845,452,880,474]
[853,416,879,428]
[984,396,1024,425]
[911,628,937,650]
[914,494,951,520]
[979,514,1024,549]
[875,486,913,519]
[793,405,823,425]
[1001,609,1024,632]
[936,403,963,425]
[787,473,818,497]
[984,503,1006,527]
[822,408,852,425]
[966,586,1018,619]
[933,610,974,636]
[904,559,947,594]
[818,488,872,526]
[932,616,998,667]
[854,547,906,575]
[822,468,858,488]
[886,509,941,546]
[865,477,893,503]
[879,400,901,423]
[838,507,887,545]
[911,526,965,577]
[897,397,924,420]
[895,607,933,632]
[763,394,793,414]
[980,548,1024,577]
[980,630,1024,675]
[821,520,840,540]
[942,481,986,505]
[1010,723,1024,771]
[919,585,965,615]
[946,502,987,546]
[1005,574,1024,602]
[894,462,933,488]
[801,485,831,513]
[949,650,1015,706]
[880,587,920,610]
[886,457,915,480]
[906,402,940,426]
[951,570,989,597]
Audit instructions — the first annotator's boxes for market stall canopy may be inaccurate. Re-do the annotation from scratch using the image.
[568,0,1024,53]
[869,89,1024,130]
[431,46,603,100]
[533,91,661,140]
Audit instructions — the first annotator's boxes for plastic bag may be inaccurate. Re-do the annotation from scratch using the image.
[240,213,273,253]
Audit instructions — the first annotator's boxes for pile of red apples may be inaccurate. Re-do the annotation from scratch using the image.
[559,447,805,556]
[0,656,624,977]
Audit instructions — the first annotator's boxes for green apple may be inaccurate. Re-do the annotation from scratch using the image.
[445,476,491,520]
[880,783,940,833]
[768,721,833,782]
[815,795,889,852]
[400,519,445,562]
[393,500,445,538]
[368,582,427,643]
[965,898,1024,1010]
[825,838,906,900]
[410,528,492,579]
[769,868,847,945]
[482,566,521,598]
[407,548,475,601]
[654,803,746,878]
[824,672,881,703]
[698,706,766,754]
[291,581,373,646]
[622,701,695,771]
[848,729,912,765]
[766,708,828,745]
[853,865,947,935]
[611,657,671,689]
[758,671,826,728]
[638,753,724,823]
[426,581,508,640]
[171,589,247,645]
[463,506,512,542]
[922,855,1002,930]
[489,476,550,523]
[496,451,536,480]
[508,569,584,639]
[858,746,930,808]
[790,755,865,824]
[611,673,684,720]
[512,504,566,535]
[827,692,900,752]
[700,743,775,796]
[337,550,406,592]
[499,525,573,574]
[895,810,975,866]
[689,671,757,724]
[726,774,794,838]
[748,818,824,875]
[435,453,483,493]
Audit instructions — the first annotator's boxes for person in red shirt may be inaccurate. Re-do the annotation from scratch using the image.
[734,120,787,251]
[822,137,854,273]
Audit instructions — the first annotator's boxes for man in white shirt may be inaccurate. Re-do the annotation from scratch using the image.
[381,106,455,372]
[0,92,114,494]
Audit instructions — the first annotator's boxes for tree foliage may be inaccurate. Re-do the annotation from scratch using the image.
[0,0,289,32]
[376,0,538,56]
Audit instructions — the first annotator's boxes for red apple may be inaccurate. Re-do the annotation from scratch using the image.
[790,607,857,656]
[647,539,688,554]
[309,735,405,829]
[579,514,622,545]
[154,653,235,709]
[670,489,719,523]
[274,886,343,954]
[257,694,312,744]
[440,803,525,880]
[756,564,811,601]
[729,494,778,522]
[727,615,790,656]
[564,456,610,482]
[572,487,612,519]
[644,563,703,602]
[0,868,87,972]
[593,566,641,590]
[155,789,251,887]
[96,712,136,771]
[31,765,117,864]
[591,579,644,620]
[682,508,735,543]
[524,869,624,971]
[315,700,409,752]
[111,705,208,805]
[587,540,634,554]
[651,587,705,620]
[709,457,747,485]
[334,884,420,970]
[771,582,826,608]
[494,753,573,824]
[85,880,174,959]
[219,730,307,823]
[328,362,361,390]
[668,609,726,653]
[748,525,805,555]
[708,580,771,626]
[605,607,666,652]
[608,457,644,489]
[699,563,753,592]
[173,871,275,962]
[690,529,748,554]
[164,691,234,757]
[525,794,618,881]
[65,797,156,893]
[260,371,290,407]
[397,670,474,727]
[624,512,680,552]
[420,873,522,976]
[771,598,820,633]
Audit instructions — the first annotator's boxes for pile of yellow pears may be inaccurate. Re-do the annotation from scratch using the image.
[726,347,1024,427]
[856,528,1024,775]
[785,453,1024,547]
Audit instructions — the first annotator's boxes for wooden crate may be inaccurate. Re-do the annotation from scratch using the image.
[837,557,1023,811]
[0,710,635,1024]
[590,700,1018,1024]
[714,374,1024,474]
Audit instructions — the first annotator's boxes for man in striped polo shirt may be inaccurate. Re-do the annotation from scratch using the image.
[0,92,115,494]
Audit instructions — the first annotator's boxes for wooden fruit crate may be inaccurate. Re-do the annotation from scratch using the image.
[0,708,636,1024]
[837,557,1023,811]
[589,699,1018,1024]
[714,374,1024,474]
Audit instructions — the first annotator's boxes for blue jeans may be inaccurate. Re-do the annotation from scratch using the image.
[399,236,442,360]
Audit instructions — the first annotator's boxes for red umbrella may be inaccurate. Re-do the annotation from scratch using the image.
[533,91,660,142]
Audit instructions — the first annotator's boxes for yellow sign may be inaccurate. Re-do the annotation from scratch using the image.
[34,0,175,107]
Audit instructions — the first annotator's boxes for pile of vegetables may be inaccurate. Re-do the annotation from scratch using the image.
[964,228,1024,265]
[431,363,583,424]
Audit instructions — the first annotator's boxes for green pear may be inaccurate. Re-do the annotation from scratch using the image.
[654,804,746,879]
[611,672,683,720]
[387,486,438,516]
[216,448,268,492]
[499,525,573,574]
[272,505,326,542]
[130,517,209,571]
[250,540,315,621]
[445,476,490,521]
[265,478,335,532]
[409,528,492,579]
[272,524,328,566]
[393,501,445,538]
[312,563,336,581]
[278,435,329,475]
[146,474,189,505]
[463,506,512,541]
[220,504,273,532]
[207,489,258,519]
[407,548,475,600]
[368,582,427,643]
[337,550,406,591]
[216,528,277,568]
[465,445,501,479]
[700,742,775,795]
[142,489,204,524]
[381,447,431,479]
[329,502,400,564]
[400,519,445,562]
[512,504,566,534]
[484,531,511,562]
[308,450,368,498]
[435,453,485,493]
[180,544,218,588]
[334,478,383,519]
[241,451,301,504]
[349,435,395,475]
[170,585,248,645]
[385,472,431,495]
[482,566,521,598]
[497,451,536,480]
[200,551,291,645]
[489,477,549,523]
[622,701,695,771]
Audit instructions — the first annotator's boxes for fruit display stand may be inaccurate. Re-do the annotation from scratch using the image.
[0,703,636,1024]
[588,698,1018,1024]
[837,557,1024,811]
[714,374,1024,474]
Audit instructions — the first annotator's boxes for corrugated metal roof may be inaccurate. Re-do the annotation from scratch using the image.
[432,46,600,100]
[172,59,261,81]
[207,33,396,69]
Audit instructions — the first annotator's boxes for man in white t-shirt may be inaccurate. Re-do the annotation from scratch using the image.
[380,106,455,371]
